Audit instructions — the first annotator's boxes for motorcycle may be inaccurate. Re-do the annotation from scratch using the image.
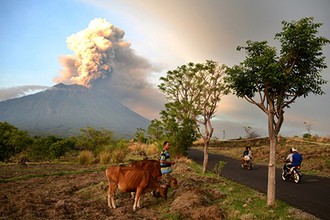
[281,163,302,184]
[241,155,252,170]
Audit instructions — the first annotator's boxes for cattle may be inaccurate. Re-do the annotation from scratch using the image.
[129,159,178,189]
[129,159,162,180]
[105,165,168,211]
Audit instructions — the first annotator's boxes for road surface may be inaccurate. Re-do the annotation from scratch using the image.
[188,148,330,220]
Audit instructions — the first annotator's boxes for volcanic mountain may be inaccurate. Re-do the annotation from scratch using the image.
[0,83,150,138]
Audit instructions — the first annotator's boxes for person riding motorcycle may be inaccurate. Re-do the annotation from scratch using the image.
[284,147,303,174]
[241,146,252,163]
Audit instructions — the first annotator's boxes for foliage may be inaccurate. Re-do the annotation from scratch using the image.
[225,17,329,206]
[76,127,113,153]
[27,136,61,161]
[77,150,94,165]
[172,118,198,156]
[226,17,329,136]
[49,139,76,159]
[134,128,148,143]
[159,60,229,171]
[99,151,111,165]
[146,119,165,143]
[303,133,312,139]
[0,122,32,162]
[147,117,198,157]
[243,126,260,138]
[213,160,227,175]
[110,139,129,163]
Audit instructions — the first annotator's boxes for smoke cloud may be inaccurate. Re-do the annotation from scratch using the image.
[54,18,165,119]
[54,18,129,87]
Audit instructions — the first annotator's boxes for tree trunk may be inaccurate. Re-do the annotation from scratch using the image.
[267,112,277,206]
[203,141,209,174]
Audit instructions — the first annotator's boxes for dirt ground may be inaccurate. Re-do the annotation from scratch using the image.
[0,162,226,220]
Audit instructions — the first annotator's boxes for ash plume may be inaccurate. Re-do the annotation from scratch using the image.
[54,18,128,87]
[54,18,165,119]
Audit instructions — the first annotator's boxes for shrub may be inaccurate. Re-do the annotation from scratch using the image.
[0,122,32,162]
[99,151,111,165]
[77,150,94,165]
[111,147,128,163]
[303,133,312,139]
[49,139,75,159]
[111,140,129,163]
[145,144,159,156]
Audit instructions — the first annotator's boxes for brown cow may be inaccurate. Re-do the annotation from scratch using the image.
[129,159,162,180]
[105,165,168,211]
[129,159,178,189]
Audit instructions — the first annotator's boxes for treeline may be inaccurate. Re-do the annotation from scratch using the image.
[0,122,131,163]
[0,121,193,164]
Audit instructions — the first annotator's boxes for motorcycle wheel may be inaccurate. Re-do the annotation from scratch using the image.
[248,162,252,170]
[293,171,300,184]
[241,163,244,169]
[281,170,287,181]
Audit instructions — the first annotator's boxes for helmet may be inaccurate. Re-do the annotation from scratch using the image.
[291,147,297,152]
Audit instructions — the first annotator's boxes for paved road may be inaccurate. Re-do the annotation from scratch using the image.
[188,148,330,220]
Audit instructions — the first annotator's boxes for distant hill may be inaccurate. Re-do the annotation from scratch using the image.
[0,83,150,138]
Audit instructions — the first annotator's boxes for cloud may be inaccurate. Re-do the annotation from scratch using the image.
[0,85,49,101]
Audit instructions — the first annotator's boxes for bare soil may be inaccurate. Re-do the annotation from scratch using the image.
[0,161,226,220]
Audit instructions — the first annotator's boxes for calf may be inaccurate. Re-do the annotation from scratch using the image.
[105,166,168,211]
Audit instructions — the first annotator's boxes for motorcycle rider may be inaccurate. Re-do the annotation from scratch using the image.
[241,146,252,164]
[284,147,303,174]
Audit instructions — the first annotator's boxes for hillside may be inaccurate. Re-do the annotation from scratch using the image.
[0,83,150,138]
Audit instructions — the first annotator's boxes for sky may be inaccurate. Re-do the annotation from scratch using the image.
[1,0,330,139]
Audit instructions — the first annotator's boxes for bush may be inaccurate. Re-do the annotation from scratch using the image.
[49,139,75,159]
[0,122,32,162]
[99,151,111,165]
[303,133,312,139]
[110,140,129,163]
[145,144,159,156]
[77,150,94,165]
[111,148,128,163]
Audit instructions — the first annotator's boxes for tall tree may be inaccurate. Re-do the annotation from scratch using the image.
[225,17,329,206]
[159,60,229,173]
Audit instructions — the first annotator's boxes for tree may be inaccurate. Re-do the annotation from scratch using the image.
[76,127,113,153]
[28,135,62,161]
[159,60,229,173]
[303,122,312,134]
[225,17,329,206]
[0,122,31,161]
[243,126,260,139]
[147,119,165,143]
[134,128,147,143]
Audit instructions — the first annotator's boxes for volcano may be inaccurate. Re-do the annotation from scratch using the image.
[0,83,150,138]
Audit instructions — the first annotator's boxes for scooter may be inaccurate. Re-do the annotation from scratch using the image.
[281,163,302,184]
[241,156,252,170]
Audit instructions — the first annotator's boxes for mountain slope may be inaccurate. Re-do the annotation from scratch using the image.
[0,83,150,138]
